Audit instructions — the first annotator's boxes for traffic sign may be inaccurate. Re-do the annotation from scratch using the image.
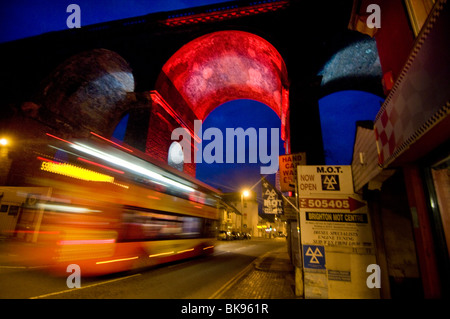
[303,245,325,269]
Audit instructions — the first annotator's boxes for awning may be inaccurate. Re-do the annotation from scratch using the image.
[374,1,449,168]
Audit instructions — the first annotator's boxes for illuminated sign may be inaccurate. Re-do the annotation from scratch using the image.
[261,176,283,215]
[41,161,114,182]
[39,160,128,188]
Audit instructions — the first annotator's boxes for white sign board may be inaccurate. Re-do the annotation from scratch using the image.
[297,166,379,299]
[299,194,374,249]
[297,165,354,196]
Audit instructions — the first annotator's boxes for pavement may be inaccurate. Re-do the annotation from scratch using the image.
[211,238,301,299]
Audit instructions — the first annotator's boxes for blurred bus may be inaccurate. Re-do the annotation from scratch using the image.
[1,132,221,276]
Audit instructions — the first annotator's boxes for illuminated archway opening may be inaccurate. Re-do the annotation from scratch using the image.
[318,90,384,165]
[195,99,285,192]
[112,113,129,141]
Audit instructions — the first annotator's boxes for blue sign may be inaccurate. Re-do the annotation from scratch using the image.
[303,245,326,269]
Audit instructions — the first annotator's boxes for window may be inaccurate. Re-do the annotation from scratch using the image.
[119,207,211,242]
[427,154,450,257]
[8,205,19,216]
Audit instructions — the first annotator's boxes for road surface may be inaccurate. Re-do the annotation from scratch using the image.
[0,238,286,299]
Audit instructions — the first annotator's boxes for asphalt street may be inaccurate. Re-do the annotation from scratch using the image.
[0,238,286,299]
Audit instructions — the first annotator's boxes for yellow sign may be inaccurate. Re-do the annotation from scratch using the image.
[40,161,128,188]
[278,153,306,192]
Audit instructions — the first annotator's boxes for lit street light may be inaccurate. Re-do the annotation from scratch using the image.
[0,138,9,146]
[0,137,11,184]
[241,189,249,232]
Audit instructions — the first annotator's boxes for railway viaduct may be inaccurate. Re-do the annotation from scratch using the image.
[0,0,382,177]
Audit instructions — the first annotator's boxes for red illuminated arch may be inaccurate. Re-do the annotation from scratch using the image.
[155,30,290,148]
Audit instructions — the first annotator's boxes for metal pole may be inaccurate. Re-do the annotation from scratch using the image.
[294,167,304,298]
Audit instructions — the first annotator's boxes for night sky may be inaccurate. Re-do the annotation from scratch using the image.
[0,0,227,43]
[319,90,384,165]
[195,99,285,194]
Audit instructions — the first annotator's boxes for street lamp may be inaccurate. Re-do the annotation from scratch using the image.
[0,138,9,146]
[0,137,11,185]
[241,190,249,232]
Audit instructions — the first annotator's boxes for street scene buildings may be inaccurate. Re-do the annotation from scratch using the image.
[0,0,448,301]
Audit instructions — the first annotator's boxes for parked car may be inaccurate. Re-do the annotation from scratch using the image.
[242,232,252,240]
[218,230,231,240]
[231,231,241,240]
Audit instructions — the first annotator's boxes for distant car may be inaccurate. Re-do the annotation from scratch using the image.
[218,230,231,240]
[231,231,241,240]
[243,232,252,240]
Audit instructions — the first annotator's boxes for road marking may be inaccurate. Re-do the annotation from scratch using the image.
[234,244,255,251]
[208,261,254,299]
[29,273,141,299]
[0,265,47,269]
[213,251,230,256]
[0,265,27,269]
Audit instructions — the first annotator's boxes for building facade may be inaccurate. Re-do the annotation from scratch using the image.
[221,191,259,237]
[350,0,449,298]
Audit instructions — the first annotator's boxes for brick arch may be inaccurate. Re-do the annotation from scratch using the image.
[155,30,290,146]
[37,48,135,137]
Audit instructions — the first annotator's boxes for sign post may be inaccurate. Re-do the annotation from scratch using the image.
[278,153,307,298]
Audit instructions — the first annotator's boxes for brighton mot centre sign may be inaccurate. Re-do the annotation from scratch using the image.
[297,165,379,299]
